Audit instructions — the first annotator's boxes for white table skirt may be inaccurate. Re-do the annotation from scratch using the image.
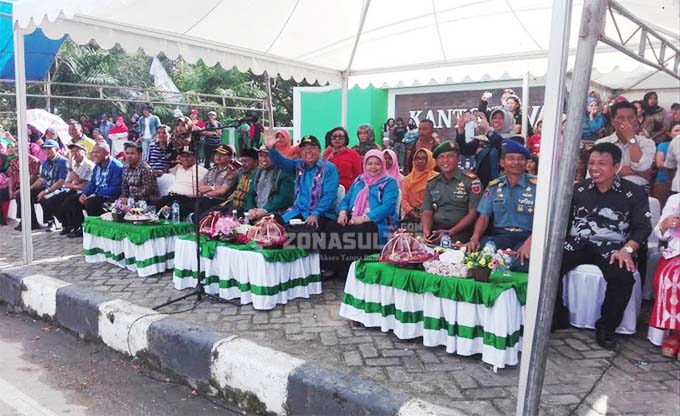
[339,262,524,369]
[563,264,642,334]
[83,233,178,277]
[173,238,322,310]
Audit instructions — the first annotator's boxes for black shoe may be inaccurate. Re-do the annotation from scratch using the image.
[14,223,21,231]
[67,227,83,238]
[59,227,72,236]
[31,223,42,230]
[595,328,618,350]
[45,221,58,232]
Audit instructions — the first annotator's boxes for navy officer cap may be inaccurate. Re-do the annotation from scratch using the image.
[501,140,530,159]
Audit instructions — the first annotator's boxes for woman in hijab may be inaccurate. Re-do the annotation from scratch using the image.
[323,127,362,191]
[474,107,517,187]
[582,97,605,142]
[274,130,300,159]
[641,91,670,144]
[324,149,399,277]
[400,148,438,223]
[382,149,403,186]
[352,124,381,158]
[108,116,129,158]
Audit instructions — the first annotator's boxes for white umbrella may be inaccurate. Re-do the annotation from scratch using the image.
[25,109,70,144]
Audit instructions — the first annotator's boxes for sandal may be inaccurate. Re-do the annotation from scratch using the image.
[661,334,680,358]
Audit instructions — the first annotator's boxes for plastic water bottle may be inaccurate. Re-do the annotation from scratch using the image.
[232,209,238,219]
[440,232,452,249]
[171,201,180,223]
[127,196,135,209]
[138,199,147,213]
[243,216,250,226]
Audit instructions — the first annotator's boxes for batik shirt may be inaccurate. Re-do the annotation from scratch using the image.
[565,176,652,259]
[121,162,159,201]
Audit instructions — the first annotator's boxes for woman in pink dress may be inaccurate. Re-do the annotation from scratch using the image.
[650,192,680,358]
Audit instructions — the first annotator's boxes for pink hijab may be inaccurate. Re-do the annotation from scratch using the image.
[352,149,388,217]
[382,149,403,186]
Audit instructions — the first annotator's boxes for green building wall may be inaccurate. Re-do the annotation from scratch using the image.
[299,86,388,147]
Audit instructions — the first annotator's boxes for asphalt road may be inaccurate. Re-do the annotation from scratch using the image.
[0,305,240,416]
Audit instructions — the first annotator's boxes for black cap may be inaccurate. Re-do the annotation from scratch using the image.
[179,145,195,155]
[299,135,321,148]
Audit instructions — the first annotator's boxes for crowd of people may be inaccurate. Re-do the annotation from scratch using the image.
[0,89,679,355]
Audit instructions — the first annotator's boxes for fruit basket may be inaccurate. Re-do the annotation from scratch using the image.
[379,229,435,267]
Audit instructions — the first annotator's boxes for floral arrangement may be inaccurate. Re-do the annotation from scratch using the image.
[465,244,514,275]
[104,200,129,221]
[212,215,249,243]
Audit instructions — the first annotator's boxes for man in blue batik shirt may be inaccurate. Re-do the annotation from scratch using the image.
[63,142,123,238]
[466,140,536,272]
[265,133,339,228]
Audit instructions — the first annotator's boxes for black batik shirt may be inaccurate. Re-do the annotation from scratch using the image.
[565,176,652,259]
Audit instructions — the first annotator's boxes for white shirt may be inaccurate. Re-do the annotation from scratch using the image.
[595,132,656,187]
[168,164,207,197]
[663,135,680,192]
[143,116,152,139]
[654,193,680,259]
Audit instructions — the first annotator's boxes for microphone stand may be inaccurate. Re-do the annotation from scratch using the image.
[153,130,238,310]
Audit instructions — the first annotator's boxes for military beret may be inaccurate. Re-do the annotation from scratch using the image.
[432,140,460,158]
[501,140,531,159]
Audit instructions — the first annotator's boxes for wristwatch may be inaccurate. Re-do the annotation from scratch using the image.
[623,245,634,254]
[628,138,637,144]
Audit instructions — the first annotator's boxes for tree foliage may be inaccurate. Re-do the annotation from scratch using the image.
[33,40,313,127]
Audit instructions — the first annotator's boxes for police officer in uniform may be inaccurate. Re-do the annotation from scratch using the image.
[467,140,536,272]
[422,141,484,244]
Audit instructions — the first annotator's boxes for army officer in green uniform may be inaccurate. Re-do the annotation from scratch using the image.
[467,140,536,272]
[422,141,484,244]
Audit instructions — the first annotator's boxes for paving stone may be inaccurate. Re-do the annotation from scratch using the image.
[358,343,379,358]
[2,228,679,412]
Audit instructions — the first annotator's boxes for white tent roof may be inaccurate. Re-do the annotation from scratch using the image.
[12,0,680,89]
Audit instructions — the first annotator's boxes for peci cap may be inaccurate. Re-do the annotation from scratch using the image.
[299,135,321,148]
[432,140,460,158]
[241,148,259,160]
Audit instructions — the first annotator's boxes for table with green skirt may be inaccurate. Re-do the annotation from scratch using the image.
[339,258,528,368]
[173,235,321,310]
[83,217,194,277]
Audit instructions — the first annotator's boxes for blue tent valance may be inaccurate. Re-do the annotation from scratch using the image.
[0,2,64,81]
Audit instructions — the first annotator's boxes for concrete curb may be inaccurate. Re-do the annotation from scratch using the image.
[0,269,461,415]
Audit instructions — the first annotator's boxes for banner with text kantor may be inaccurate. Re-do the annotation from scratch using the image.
[393,87,546,139]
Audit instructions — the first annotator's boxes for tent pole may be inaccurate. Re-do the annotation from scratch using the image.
[521,72,529,138]
[265,72,275,129]
[341,73,348,128]
[516,1,606,414]
[13,21,33,264]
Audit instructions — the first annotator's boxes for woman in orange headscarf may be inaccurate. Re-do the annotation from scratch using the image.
[275,130,300,158]
[400,148,438,222]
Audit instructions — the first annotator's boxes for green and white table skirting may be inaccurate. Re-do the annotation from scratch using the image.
[83,217,194,277]
[173,236,321,310]
[339,258,528,368]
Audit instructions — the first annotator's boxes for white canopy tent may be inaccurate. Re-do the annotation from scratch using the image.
[11,0,680,90]
[10,1,680,415]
